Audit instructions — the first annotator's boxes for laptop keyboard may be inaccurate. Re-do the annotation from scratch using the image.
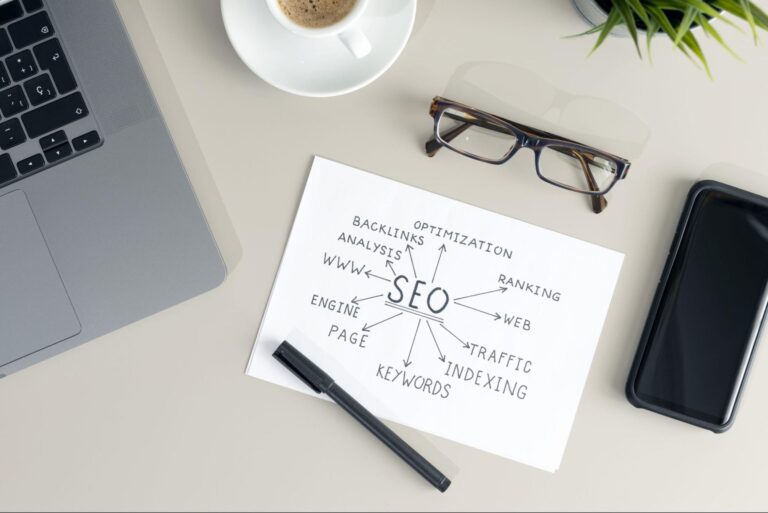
[0,0,101,188]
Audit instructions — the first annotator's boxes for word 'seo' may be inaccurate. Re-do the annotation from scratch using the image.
[247,157,623,472]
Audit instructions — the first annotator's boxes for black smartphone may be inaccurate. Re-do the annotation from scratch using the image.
[627,180,768,432]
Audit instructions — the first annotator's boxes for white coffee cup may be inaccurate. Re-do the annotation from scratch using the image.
[265,0,372,59]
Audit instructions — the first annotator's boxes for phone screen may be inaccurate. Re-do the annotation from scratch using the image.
[634,188,768,427]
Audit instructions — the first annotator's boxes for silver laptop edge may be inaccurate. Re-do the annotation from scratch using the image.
[0,0,225,377]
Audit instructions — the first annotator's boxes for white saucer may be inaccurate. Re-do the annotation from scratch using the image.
[221,0,417,97]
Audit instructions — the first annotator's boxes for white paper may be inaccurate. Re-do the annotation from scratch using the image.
[247,157,623,472]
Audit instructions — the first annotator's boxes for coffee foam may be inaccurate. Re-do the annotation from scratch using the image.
[278,0,357,29]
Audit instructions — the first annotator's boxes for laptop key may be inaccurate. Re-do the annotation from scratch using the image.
[39,129,66,150]
[0,61,9,88]
[72,131,99,152]
[0,1,23,26]
[0,29,11,57]
[21,92,87,138]
[23,73,55,106]
[0,85,28,117]
[44,141,72,163]
[6,49,37,82]
[17,153,43,174]
[8,11,53,48]
[0,153,15,184]
[33,38,76,94]
[0,118,26,150]
[21,0,43,13]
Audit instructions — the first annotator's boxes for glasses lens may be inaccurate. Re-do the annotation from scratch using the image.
[437,107,517,162]
[537,145,618,193]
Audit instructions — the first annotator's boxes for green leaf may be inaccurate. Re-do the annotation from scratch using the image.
[714,0,768,30]
[648,0,739,32]
[646,5,681,41]
[647,5,696,63]
[571,0,768,69]
[748,1,768,30]
[613,0,643,57]
[740,0,759,42]
[564,23,605,39]
[653,0,730,21]
[698,16,711,38]
[645,16,660,62]
[682,31,712,78]
[626,0,651,26]
[674,6,698,46]
[698,14,742,60]
[589,7,623,56]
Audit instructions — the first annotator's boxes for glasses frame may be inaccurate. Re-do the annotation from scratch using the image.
[426,96,632,213]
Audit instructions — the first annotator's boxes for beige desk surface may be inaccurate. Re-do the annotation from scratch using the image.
[3,0,768,510]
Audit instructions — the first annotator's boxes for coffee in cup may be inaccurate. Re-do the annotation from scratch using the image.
[266,0,371,59]
[277,0,358,29]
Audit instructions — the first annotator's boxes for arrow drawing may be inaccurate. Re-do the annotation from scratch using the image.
[453,301,501,321]
[403,318,421,367]
[351,294,383,305]
[405,244,418,278]
[385,260,397,276]
[439,324,470,349]
[431,244,447,283]
[362,312,403,332]
[365,269,391,282]
[425,321,446,362]
[454,286,508,301]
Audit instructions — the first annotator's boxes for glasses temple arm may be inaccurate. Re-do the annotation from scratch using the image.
[570,150,607,214]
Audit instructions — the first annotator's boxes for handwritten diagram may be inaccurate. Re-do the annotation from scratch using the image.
[315,222,540,401]
[248,157,623,471]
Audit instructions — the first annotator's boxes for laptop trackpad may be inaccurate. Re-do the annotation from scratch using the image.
[0,191,81,367]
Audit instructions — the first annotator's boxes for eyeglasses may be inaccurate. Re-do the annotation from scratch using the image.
[425,97,632,213]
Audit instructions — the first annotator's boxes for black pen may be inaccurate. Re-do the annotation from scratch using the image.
[273,341,451,492]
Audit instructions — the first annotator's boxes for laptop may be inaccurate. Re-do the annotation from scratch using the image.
[0,0,225,378]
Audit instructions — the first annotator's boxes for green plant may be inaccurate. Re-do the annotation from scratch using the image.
[578,0,768,76]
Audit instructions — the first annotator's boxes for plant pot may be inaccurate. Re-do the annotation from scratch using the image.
[574,0,716,37]
[573,0,635,37]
